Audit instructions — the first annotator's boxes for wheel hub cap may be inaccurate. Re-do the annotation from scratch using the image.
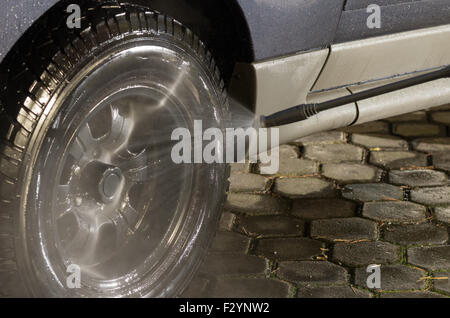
[83,161,123,203]
[102,169,122,199]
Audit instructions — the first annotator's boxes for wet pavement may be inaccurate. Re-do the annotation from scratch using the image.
[183,105,450,298]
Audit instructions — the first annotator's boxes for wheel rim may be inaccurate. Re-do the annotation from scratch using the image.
[55,87,193,276]
[24,39,227,297]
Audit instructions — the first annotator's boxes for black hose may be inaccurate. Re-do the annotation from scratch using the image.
[261,65,450,128]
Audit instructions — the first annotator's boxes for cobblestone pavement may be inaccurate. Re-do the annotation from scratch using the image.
[183,105,450,298]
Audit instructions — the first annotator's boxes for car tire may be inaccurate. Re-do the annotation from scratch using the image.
[0,2,229,297]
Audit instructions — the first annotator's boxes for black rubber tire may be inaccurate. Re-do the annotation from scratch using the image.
[0,1,229,297]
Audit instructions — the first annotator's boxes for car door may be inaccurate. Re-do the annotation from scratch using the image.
[334,0,450,43]
[312,0,450,91]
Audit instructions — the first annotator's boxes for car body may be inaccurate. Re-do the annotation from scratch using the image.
[4,1,450,63]
[4,0,450,145]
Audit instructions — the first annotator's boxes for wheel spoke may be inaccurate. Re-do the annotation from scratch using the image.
[118,149,148,171]
[61,206,120,265]
[85,218,118,264]
[119,152,152,184]
[119,201,141,233]
[57,207,92,254]
[77,124,97,149]
[69,124,98,162]
[124,165,152,183]
[69,138,85,161]
[127,157,182,183]
[101,105,134,151]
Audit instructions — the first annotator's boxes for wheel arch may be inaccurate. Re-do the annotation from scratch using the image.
[0,0,254,85]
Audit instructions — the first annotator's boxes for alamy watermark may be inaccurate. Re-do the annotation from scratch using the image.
[367,4,381,29]
[66,263,81,289]
[171,120,280,174]
[366,264,381,289]
[66,4,81,29]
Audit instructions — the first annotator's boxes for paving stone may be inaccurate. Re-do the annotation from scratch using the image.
[229,173,267,192]
[277,261,349,285]
[342,121,390,134]
[200,254,266,276]
[430,111,450,124]
[362,201,427,224]
[352,134,408,149]
[278,144,299,159]
[393,123,446,138]
[410,186,450,205]
[408,245,450,270]
[303,144,364,163]
[342,183,404,202]
[274,177,336,199]
[333,241,401,266]
[187,106,450,297]
[434,272,450,294]
[239,215,305,238]
[210,278,290,298]
[432,152,450,172]
[278,261,348,285]
[295,131,346,145]
[435,206,450,224]
[291,198,356,220]
[219,211,236,231]
[255,238,323,261]
[322,163,381,184]
[297,286,372,298]
[230,162,250,173]
[385,111,427,123]
[355,265,426,290]
[380,291,447,298]
[311,217,377,241]
[225,193,289,215]
[370,151,428,169]
[210,232,250,254]
[383,223,449,245]
[412,137,450,152]
[258,158,318,176]
[389,169,448,187]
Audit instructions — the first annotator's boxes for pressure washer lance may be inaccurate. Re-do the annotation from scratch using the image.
[260,65,450,128]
